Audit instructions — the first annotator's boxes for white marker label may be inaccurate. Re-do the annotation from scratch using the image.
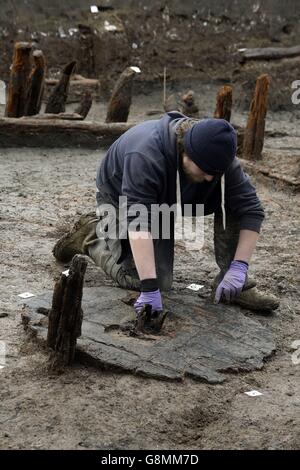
[186,284,204,291]
[130,66,141,73]
[245,390,263,397]
[18,292,35,299]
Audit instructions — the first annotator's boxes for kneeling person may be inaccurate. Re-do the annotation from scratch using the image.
[53,112,279,314]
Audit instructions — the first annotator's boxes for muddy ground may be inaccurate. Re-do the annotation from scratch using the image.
[0,86,299,450]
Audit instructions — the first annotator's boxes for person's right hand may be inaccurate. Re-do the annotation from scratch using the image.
[134,289,163,314]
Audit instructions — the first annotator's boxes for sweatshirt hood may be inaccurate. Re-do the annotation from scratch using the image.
[156,111,187,171]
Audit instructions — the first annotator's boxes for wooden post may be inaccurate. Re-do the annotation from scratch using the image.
[45,60,76,114]
[5,42,32,117]
[163,66,167,109]
[243,74,270,160]
[105,67,138,123]
[25,50,45,116]
[74,91,92,119]
[214,85,232,122]
[77,24,95,78]
[181,90,199,117]
[47,254,87,370]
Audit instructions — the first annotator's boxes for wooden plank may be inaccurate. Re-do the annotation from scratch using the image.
[22,113,84,120]
[21,286,276,383]
[44,77,100,104]
[240,44,300,61]
[0,117,134,148]
[240,158,300,192]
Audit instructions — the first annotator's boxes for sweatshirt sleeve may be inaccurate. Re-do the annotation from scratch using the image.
[225,158,265,233]
[121,151,166,231]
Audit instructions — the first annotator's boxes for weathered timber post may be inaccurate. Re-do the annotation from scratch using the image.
[45,60,76,114]
[214,85,233,122]
[105,66,140,123]
[74,91,92,119]
[5,42,32,117]
[243,74,270,160]
[163,94,180,112]
[47,254,87,370]
[25,50,45,116]
[77,24,95,78]
[181,90,199,117]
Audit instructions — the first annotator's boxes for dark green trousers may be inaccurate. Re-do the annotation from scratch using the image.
[86,194,242,291]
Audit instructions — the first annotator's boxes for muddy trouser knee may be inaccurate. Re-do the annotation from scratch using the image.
[85,209,174,292]
[122,237,174,291]
[213,211,254,289]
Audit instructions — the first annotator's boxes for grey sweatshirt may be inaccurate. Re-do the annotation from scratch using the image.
[96,112,265,233]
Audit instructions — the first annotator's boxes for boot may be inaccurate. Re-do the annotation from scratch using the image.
[231,287,279,311]
[53,212,99,263]
[212,271,256,293]
[53,212,140,290]
[211,274,279,312]
[212,211,279,312]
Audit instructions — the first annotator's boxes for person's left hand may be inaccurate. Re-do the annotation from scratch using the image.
[215,260,248,303]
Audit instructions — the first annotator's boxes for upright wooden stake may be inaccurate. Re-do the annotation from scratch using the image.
[77,24,95,78]
[214,85,233,122]
[181,90,199,117]
[25,50,45,116]
[105,67,138,123]
[47,254,87,370]
[243,74,270,160]
[74,91,92,119]
[45,60,76,114]
[5,42,32,117]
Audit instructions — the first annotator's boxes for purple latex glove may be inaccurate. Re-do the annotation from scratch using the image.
[134,289,163,314]
[215,260,248,304]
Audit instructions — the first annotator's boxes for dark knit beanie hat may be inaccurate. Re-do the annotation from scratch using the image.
[183,118,237,175]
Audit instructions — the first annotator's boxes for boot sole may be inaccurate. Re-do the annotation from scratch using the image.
[52,233,84,263]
